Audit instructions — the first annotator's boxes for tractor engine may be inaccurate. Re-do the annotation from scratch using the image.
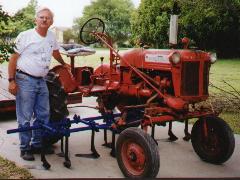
[118,48,213,102]
[93,48,216,114]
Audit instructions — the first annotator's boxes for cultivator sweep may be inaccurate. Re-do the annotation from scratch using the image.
[7,7,235,178]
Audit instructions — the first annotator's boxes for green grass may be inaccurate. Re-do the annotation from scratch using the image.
[209,59,240,93]
[50,48,130,68]
[0,156,33,179]
[208,59,240,134]
[219,112,240,134]
[61,49,110,68]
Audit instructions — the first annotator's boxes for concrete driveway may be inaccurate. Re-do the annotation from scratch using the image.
[0,97,239,178]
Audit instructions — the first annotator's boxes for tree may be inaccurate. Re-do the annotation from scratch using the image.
[12,0,37,36]
[63,29,77,43]
[130,0,173,48]
[179,0,240,58]
[0,0,37,62]
[0,5,15,63]
[73,0,135,45]
[131,0,240,58]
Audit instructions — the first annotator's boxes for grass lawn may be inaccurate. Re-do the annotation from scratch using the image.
[0,156,32,179]
[51,48,112,68]
[209,59,240,93]
[209,59,240,134]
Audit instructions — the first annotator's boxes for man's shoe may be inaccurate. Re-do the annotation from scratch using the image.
[20,151,35,161]
[30,146,54,154]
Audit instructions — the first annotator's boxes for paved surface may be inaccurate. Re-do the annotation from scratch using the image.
[0,97,240,178]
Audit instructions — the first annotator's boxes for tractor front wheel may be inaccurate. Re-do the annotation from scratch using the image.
[116,127,159,178]
[191,116,235,164]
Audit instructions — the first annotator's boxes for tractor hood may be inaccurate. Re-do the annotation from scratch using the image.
[120,48,211,70]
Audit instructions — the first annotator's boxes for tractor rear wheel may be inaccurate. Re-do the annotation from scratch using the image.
[45,72,69,144]
[46,72,69,122]
[191,116,235,164]
[116,127,160,178]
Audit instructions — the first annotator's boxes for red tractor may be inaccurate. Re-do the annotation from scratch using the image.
[48,15,235,177]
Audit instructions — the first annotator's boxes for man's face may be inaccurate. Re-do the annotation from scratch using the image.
[35,10,53,29]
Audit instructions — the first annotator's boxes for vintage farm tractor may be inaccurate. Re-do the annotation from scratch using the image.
[7,12,235,178]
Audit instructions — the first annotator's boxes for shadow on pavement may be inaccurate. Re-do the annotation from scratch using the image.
[0,112,16,121]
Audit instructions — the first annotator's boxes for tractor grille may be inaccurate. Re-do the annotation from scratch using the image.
[203,61,210,95]
[181,61,200,96]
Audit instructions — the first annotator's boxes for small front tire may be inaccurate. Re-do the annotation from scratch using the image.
[116,127,160,178]
[191,116,235,164]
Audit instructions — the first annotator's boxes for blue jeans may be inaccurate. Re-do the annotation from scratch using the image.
[16,71,50,151]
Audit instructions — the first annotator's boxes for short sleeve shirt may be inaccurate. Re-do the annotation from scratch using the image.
[15,28,60,77]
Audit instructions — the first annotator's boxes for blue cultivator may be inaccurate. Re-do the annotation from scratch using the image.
[7,112,121,169]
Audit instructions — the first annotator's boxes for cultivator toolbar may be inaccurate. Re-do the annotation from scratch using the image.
[7,112,122,169]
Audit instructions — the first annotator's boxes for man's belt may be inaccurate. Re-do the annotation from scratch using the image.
[16,69,43,79]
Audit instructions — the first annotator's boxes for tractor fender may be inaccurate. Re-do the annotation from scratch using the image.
[50,65,78,93]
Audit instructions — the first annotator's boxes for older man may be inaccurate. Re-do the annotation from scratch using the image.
[8,7,69,161]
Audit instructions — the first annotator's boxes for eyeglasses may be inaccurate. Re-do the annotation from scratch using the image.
[37,16,52,21]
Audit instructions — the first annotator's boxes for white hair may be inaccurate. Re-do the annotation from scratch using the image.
[35,6,54,19]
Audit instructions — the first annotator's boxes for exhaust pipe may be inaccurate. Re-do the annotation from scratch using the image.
[169,14,178,45]
[169,1,181,46]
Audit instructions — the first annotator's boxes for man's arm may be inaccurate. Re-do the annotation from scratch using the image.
[52,49,71,70]
[8,53,19,95]
[52,50,66,65]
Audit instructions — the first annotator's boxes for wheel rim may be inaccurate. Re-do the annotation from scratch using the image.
[121,139,146,176]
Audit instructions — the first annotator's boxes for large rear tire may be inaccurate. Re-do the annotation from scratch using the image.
[191,116,235,164]
[46,72,69,122]
[116,127,160,178]
[45,72,69,144]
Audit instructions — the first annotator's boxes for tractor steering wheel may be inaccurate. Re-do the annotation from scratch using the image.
[79,18,105,45]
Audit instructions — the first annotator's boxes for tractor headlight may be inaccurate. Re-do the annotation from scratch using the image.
[170,52,181,64]
[209,52,217,64]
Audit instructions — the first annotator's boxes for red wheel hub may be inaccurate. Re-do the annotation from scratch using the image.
[121,141,146,175]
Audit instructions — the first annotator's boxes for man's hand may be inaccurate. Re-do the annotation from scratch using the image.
[53,50,71,71]
[8,81,18,95]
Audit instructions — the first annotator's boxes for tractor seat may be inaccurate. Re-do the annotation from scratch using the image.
[60,43,96,56]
